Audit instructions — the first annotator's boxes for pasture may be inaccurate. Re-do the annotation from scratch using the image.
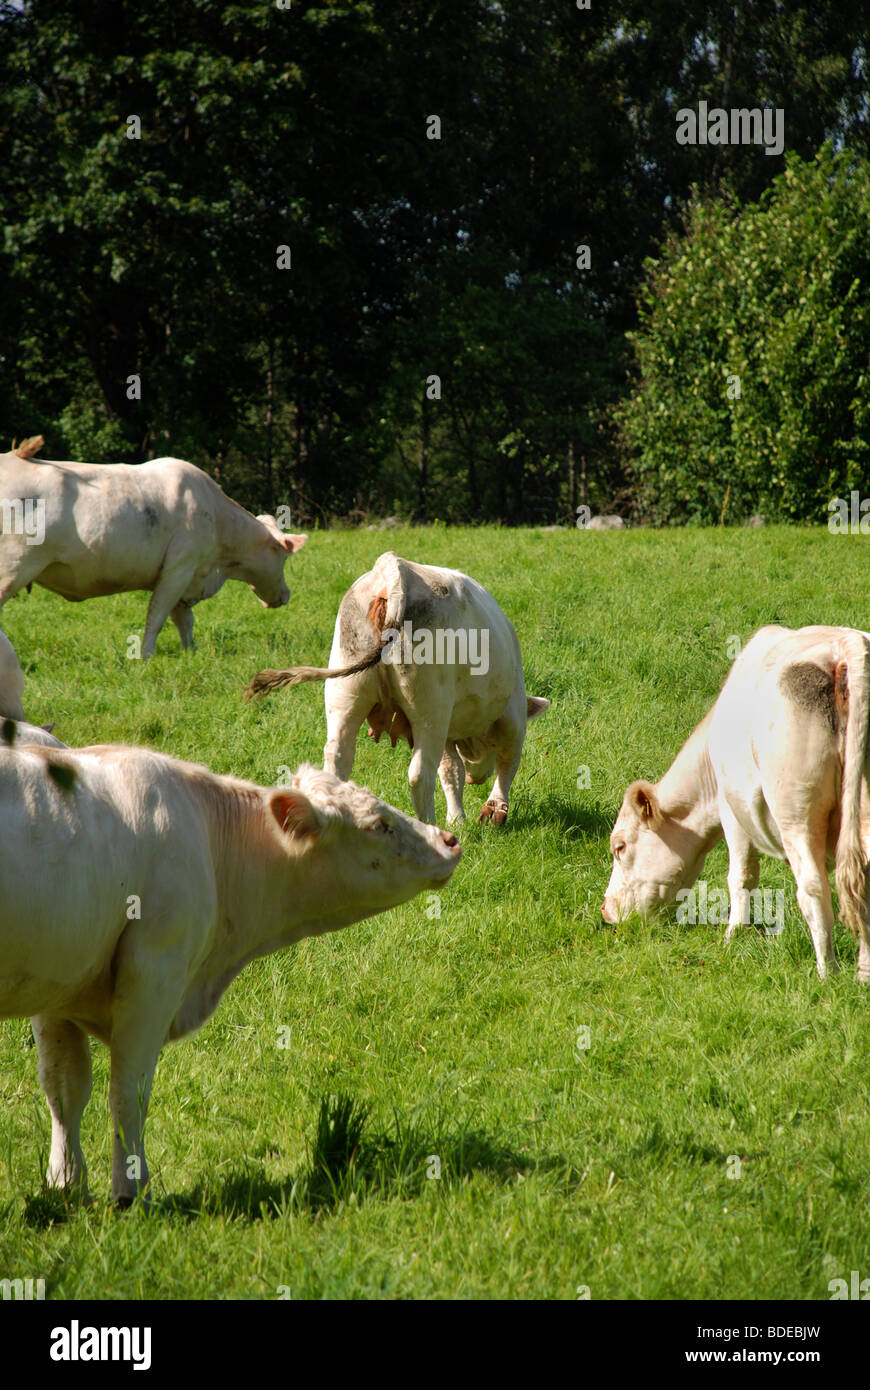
[1,524,869,1300]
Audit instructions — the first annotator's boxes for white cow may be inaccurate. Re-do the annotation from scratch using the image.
[0,627,25,720]
[0,746,461,1203]
[246,551,549,825]
[603,625,870,982]
[0,452,307,657]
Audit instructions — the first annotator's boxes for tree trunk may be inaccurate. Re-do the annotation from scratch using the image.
[417,388,429,521]
[264,338,275,512]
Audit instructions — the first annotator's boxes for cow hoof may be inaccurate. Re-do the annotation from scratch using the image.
[479,799,508,826]
[112,1188,152,1212]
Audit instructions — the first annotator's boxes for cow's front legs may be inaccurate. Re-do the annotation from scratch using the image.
[438,743,466,825]
[109,1031,161,1207]
[32,1015,92,1197]
[170,600,196,652]
[781,830,837,979]
[0,554,45,608]
[407,723,449,824]
[108,958,185,1204]
[142,563,196,659]
[479,718,524,827]
[720,804,760,942]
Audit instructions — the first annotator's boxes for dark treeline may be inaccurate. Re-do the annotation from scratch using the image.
[1,1,867,525]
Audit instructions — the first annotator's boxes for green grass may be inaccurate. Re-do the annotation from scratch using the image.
[1,524,869,1299]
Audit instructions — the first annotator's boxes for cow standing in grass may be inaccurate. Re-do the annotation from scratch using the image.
[246,551,549,825]
[0,447,307,657]
[0,747,461,1204]
[603,625,870,982]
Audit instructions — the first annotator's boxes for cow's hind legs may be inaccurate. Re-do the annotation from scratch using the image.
[323,681,372,780]
[408,722,449,824]
[781,831,837,979]
[32,1015,92,1198]
[438,743,466,825]
[479,717,524,827]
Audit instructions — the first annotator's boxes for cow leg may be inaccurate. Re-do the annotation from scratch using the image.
[108,1022,162,1206]
[780,831,837,979]
[108,963,184,1204]
[479,717,524,826]
[0,556,44,607]
[170,600,196,652]
[858,922,870,985]
[32,1015,92,1197]
[437,743,466,825]
[323,685,371,780]
[142,565,196,659]
[721,804,760,942]
[407,722,449,824]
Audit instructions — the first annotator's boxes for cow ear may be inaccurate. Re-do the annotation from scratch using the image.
[527,696,550,719]
[626,779,662,828]
[280,532,308,554]
[269,789,323,839]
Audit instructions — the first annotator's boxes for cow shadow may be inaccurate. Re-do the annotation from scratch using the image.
[494,794,612,840]
[160,1093,584,1222]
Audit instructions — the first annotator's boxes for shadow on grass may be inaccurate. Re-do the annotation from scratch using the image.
[461,792,613,839]
[161,1092,581,1222]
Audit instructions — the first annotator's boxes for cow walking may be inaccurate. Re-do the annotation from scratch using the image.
[246,551,549,825]
[603,625,870,982]
[0,450,307,657]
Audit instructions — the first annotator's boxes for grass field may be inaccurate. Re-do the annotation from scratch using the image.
[2,524,869,1300]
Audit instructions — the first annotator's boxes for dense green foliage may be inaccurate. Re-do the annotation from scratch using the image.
[619,147,870,524]
[1,2,868,522]
[2,526,870,1297]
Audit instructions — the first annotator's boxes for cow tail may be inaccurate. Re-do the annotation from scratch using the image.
[367,551,408,653]
[244,649,384,700]
[244,552,409,701]
[834,632,870,937]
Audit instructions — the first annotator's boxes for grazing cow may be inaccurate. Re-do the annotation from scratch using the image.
[0,747,461,1203]
[603,625,870,982]
[0,627,25,720]
[246,551,549,825]
[0,451,307,657]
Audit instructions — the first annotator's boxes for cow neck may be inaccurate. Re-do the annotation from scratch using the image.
[213,490,266,561]
[656,706,721,847]
[208,810,361,962]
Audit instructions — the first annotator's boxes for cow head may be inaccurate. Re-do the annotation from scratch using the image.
[268,765,461,919]
[602,779,709,921]
[235,517,307,608]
